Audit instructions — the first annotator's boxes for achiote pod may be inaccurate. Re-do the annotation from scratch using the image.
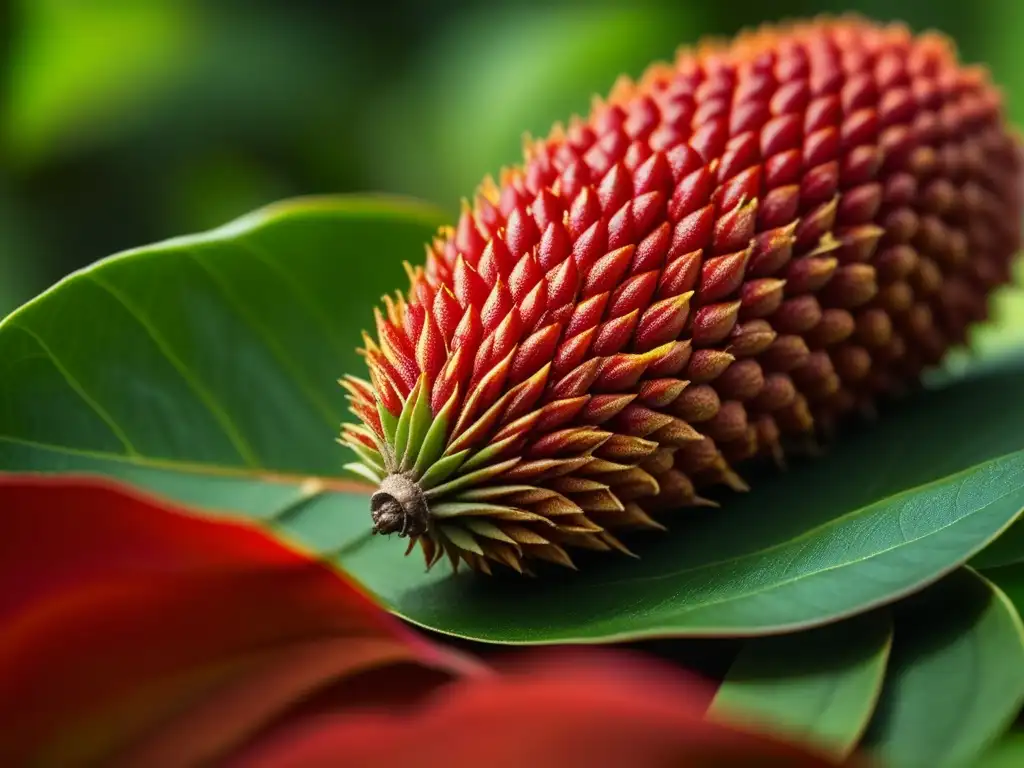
[341,16,1024,574]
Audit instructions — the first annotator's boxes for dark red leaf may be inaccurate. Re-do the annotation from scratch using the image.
[228,649,856,768]
[0,475,481,767]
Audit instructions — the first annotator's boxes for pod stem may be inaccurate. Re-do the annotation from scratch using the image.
[370,473,429,537]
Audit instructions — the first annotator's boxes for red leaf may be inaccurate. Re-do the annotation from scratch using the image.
[0,475,481,767]
[226,649,855,768]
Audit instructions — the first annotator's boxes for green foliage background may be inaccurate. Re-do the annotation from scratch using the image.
[4,3,1024,763]
[2,0,1023,340]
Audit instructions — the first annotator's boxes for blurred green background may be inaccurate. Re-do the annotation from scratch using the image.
[2,0,1023,335]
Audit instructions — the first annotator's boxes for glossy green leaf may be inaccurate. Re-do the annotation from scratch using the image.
[862,568,1024,768]
[974,519,1024,570]
[340,365,1024,642]
[3,197,1024,646]
[0,194,445,499]
[707,613,892,759]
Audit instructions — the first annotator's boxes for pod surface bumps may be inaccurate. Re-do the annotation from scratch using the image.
[341,16,1024,575]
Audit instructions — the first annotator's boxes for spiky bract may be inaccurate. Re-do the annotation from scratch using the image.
[341,16,1024,574]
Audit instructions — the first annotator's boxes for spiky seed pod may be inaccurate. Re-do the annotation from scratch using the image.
[342,16,1024,575]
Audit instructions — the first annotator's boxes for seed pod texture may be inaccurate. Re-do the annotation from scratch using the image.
[341,16,1023,574]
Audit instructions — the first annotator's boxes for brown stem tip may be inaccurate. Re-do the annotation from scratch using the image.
[370,474,429,538]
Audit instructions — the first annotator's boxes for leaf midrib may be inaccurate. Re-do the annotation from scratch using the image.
[181,247,341,430]
[0,434,371,492]
[5,322,138,455]
[89,273,262,466]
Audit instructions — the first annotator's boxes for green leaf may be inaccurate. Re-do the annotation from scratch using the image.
[4,195,1024,646]
[0,194,446,502]
[974,518,1024,570]
[862,568,1024,768]
[338,366,1024,642]
[707,612,892,760]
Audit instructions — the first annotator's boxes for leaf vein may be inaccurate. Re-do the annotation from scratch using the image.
[5,323,139,456]
[182,248,340,431]
[234,240,353,361]
[0,434,371,493]
[86,273,262,468]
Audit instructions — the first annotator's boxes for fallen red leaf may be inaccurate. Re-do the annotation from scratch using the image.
[0,475,482,767]
[0,475,867,768]
[227,649,855,768]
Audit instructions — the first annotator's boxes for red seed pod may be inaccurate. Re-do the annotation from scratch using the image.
[341,17,1023,574]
